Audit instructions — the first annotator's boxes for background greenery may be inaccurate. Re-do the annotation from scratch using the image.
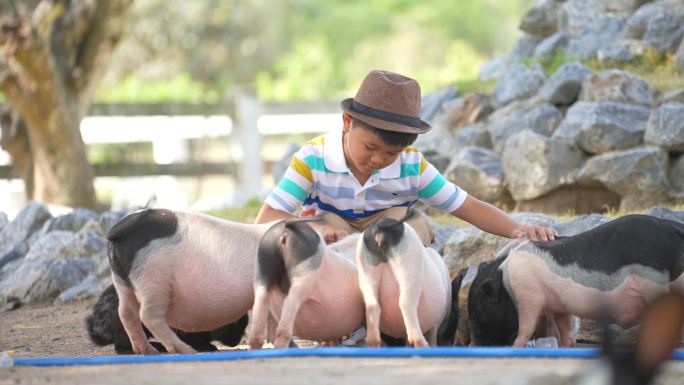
[96,0,534,103]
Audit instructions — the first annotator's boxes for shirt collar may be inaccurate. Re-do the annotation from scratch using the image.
[323,129,403,179]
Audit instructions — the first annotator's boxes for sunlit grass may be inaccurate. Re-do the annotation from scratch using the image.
[524,48,684,93]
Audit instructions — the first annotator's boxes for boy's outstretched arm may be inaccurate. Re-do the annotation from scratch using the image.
[450,195,557,241]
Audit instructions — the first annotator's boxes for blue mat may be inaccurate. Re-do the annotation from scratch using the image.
[10,347,684,367]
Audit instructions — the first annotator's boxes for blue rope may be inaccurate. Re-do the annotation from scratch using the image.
[11,347,684,367]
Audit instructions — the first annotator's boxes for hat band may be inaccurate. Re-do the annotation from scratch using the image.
[351,100,421,128]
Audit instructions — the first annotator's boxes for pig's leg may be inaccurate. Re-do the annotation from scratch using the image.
[358,267,383,347]
[114,283,159,354]
[513,302,543,348]
[273,276,315,348]
[553,313,576,347]
[247,285,270,349]
[392,262,428,348]
[139,292,196,354]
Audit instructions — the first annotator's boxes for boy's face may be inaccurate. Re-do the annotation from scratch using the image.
[342,113,406,177]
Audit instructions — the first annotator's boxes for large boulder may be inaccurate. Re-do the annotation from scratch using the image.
[520,0,560,37]
[553,101,651,154]
[579,69,657,107]
[644,102,684,151]
[577,146,670,210]
[492,63,547,107]
[487,100,562,153]
[539,62,593,106]
[445,146,505,203]
[503,130,586,201]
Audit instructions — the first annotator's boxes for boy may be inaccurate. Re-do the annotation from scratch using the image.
[255,70,557,245]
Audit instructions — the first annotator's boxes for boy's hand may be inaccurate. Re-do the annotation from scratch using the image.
[309,222,349,244]
[512,225,558,241]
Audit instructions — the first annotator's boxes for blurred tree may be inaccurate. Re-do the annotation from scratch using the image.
[0,0,133,209]
[97,0,533,102]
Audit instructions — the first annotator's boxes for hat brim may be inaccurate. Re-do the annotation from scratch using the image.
[340,98,431,134]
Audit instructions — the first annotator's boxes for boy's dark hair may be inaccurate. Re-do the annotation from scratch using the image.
[352,117,417,147]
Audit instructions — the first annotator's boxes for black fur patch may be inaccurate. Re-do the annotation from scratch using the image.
[256,219,321,294]
[436,269,466,346]
[533,214,684,280]
[361,207,414,266]
[467,256,519,346]
[106,209,179,286]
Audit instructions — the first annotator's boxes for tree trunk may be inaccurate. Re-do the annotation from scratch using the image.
[0,105,33,196]
[0,0,133,210]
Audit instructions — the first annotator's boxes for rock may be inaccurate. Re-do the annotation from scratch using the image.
[446,93,494,131]
[520,0,560,37]
[492,63,547,107]
[55,275,105,304]
[487,99,562,153]
[623,0,684,51]
[579,69,657,107]
[660,88,684,105]
[533,32,569,59]
[553,101,651,154]
[539,62,593,106]
[452,123,492,150]
[503,130,586,201]
[0,202,51,250]
[671,155,684,192]
[577,146,670,210]
[597,39,647,64]
[645,207,684,223]
[445,147,505,203]
[515,185,621,215]
[554,213,610,236]
[421,86,458,123]
[644,102,684,151]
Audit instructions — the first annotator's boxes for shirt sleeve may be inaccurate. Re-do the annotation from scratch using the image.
[417,156,467,213]
[264,151,314,213]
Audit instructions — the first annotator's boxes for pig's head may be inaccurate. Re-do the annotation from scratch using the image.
[467,256,518,346]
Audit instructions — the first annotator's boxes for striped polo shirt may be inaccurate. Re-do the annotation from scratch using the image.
[265,129,467,220]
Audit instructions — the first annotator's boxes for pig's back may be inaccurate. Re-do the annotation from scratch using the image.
[533,214,684,280]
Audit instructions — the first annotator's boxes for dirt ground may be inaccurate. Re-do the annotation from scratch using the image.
[2,300,684,385]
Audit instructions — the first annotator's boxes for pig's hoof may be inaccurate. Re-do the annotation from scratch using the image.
[135,343,160,355]
[273,338,291,349]
[366,338,382,347]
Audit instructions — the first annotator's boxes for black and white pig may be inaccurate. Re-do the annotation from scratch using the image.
[107,208,272,354]
[356,208,451,347]
[247,216,364,349]
[467,214,684,347]
[86,284,249,354]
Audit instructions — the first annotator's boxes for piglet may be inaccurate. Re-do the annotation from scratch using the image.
[108,208,271,354]
[247,216,364,349]
[356,208,451,347]
[468,214,684,347]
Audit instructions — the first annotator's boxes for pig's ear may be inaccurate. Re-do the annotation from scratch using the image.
[480,279,501,303]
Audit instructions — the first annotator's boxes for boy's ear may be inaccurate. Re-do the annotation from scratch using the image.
[342,112,353,132]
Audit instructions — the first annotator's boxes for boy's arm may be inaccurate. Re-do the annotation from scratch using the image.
[254,203,349,243]
[450,195,557,241]
[255,202,297,224]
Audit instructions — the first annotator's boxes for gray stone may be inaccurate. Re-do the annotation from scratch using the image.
[479,56,511,81]
[0,213,7,233]
[510,34,544,60]
[0,202,51,250]
[623,0,684,51]
[0,243,26,271]
[671,155,684,192]
[442,227,513,274]
[445,147,505,202]
[644,102,684,151]
[533,32,569,59]
[25,231,76,260]
[661,88,684,105]
[503,130,586,201]
[579,69,657,107]
[492,63,547,107]
[553,101,651,154]
[577,146,670,210]
[421,86,458,123]
[540,62,593,106]
[646,207,684,223]
[597,40,647,64]
[554,214,609,236]
[487,99,561,153]
[452,123,493,150]
[97,210,128,236]
[565,15,626,59]
[55,275,106,304]
[520,0,560,37]
[0,256,95,306]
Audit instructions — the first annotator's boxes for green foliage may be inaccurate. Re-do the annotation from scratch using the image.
[87,142,154,164]
[523,48,684,93]
[206,197,263,223]
[96,0,534,103]
[97,74,220,103]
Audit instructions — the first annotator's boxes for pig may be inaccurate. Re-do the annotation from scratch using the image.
[247,216,365,349]
[355,208,451,347]
[107,208,272,354]
[86,284,248,354]
[467,214,684,347]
